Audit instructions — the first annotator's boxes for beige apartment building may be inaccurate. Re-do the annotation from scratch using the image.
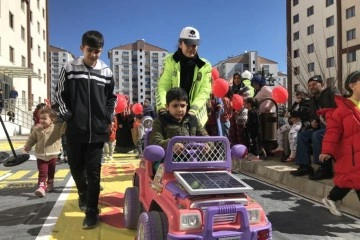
[213,51,287,87]
[287,0,360,97]
[48,45,74,104]
[0,0,49,112]
[108,40,168,105]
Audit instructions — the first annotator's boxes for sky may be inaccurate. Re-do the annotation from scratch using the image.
[48,0,287,71]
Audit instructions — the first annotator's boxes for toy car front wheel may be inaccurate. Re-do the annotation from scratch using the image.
[159,212,168,238]
[124,187,142,229]
[136,211,164,240]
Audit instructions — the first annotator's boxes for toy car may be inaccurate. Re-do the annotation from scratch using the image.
[124,135,272,240]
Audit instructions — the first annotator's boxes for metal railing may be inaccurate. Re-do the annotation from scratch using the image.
[1,99,35,132]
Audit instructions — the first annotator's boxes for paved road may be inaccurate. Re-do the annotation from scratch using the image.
[236,172,360,240]
[1,146,359,239]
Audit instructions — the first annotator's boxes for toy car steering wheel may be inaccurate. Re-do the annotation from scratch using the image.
[182,142,206,162]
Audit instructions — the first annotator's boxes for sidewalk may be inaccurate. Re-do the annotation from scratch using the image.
[233,156,359,217]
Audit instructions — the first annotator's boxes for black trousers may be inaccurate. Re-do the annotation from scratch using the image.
[329,185,360,201]
[67,142,104,211]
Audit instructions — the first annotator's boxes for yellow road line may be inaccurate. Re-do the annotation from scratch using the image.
[29,172,38,179]
[0,170,11,177]
[55,169,70,178]
[6,170,31,180]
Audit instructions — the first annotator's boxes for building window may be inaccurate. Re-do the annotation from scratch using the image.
[293,0,299,6]
[37,21,40,33]
[326,57,335,68]
[38,45,41,57]
[307,44,314,53]
[293,31,299,41]
[307,25,314,35]
[294,49,299,58]
[326,0,334,7]
[30,37,33,49]
[294,66,300,76]
[308,62,315,72]
[9,46,14,63]
[21,56,26,67]
[9,12,14,29]
[43,8,45,18]
[346,6,355,19]
[326,36,335,47]
[21,0,25,11]
[347,28,356,41]
[21,26,25,41]
[307,6,314,17]
[293,14,299,24]
[43,30,46,40]
[30,11,32,22]
[347,51,356,62]
[326,16,334,27]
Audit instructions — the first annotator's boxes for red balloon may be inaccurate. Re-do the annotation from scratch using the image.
[132,103,143,115]
[115,94,127,113]
[272,86,288,104]
[212,78,229,98]
[211,67,219,81]
[232,94,244,111]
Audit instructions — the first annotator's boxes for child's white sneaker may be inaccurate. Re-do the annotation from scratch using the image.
[35,187,46,198]
[109,156,113,160]
[322,197,342,216]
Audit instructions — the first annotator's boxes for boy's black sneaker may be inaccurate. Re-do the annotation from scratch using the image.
[290,165,314,176]
[78,192,87,212]
[82,209,99,229]
[308,168,333,180]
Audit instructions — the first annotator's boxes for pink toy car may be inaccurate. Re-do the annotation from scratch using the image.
[124,135,272,240]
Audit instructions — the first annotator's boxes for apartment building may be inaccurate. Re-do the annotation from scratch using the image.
[0,0,49,110]
[48,45,75,103]
[108,40,168,105]
[287,0,360,97]
[213,51,286,87]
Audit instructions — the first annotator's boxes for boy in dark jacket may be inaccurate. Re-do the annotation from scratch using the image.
[55,30,117,229]
[150,87,208,153]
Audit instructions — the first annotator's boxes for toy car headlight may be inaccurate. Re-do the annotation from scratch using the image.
[247,209,261,224]
[180,213,202,230]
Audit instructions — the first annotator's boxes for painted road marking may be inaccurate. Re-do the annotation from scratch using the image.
[0,169,71,182]
[35,177,75,240]
[6,170,31,180]
[55,169,69,178]
[45,159,139,240]
[0,172,13,181]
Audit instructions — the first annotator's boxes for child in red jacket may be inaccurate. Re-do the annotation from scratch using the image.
[319,71,360,216]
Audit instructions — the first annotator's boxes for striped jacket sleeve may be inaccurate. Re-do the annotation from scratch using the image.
[55,66,71,118]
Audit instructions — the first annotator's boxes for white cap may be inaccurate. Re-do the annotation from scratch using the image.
[179,26,200,45]
[241,70,253,80]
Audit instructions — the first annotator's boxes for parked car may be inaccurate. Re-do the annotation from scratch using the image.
[124,135,272,240]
